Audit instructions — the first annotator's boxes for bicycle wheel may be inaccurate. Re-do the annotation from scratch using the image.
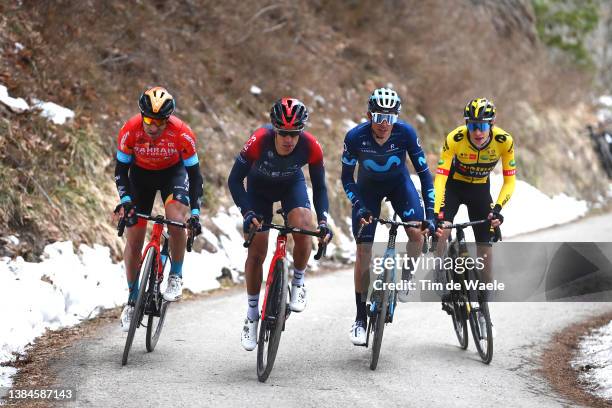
[122,247,156,366]
[257,259,288,382]
[370,269,390,371]
[468,300,493,364]
[146,252,171,352]
[450,297,469,350]
[146,298,169,352]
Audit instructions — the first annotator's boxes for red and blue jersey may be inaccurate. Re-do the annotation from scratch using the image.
[228,125,329,222]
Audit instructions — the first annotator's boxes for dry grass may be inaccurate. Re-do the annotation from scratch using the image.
[0,0,606,254]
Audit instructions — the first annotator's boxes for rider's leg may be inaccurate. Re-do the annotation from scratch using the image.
[287,207,314,283]
[124,223,147,302]
[160,173,191,301]
[165,199,189,275]
[244,230,270,316]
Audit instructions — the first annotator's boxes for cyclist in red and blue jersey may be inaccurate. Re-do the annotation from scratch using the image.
[342,88,435,346]
[114,87,203,331]
[228,98,332,351]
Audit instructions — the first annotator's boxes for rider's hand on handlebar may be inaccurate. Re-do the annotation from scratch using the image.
[115,201,138,227]
[424,218,436,236]
[487,204,504,228]
[317,221,333,244]
[188,214,202,237]
[433,214,449,238]
[357,207,373,225]
[243,210,263,232]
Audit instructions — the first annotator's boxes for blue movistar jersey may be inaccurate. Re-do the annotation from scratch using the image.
[341,120,434,219]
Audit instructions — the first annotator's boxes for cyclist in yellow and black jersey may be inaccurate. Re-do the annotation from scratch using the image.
[433,98,516,337]
[434,98,516,242]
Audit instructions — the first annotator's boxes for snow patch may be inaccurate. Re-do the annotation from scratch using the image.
[249,85,262,95]
[0,85,29,113]
[32,99,75,125]
[573,320,612,400]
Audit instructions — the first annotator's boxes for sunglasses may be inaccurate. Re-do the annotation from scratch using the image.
[371,112,398,125]
[142,116,167,126]
[467,121,491,132]
[276,129,301,137]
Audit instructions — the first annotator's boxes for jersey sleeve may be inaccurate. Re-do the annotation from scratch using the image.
[305,134,329,223]
[178,124,203,214]
[495,131,516,208]
[341,131,363,210]
[404,126,434,219]
[115,122,135,202]
[227,128,267,215]
[433,130,458,214]
[179,123,199,167]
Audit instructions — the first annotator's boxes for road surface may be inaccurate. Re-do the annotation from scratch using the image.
[45,213,612,407]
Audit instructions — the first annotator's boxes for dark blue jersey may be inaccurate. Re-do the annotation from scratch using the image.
[341,120,434,219]
[228,125,329,222]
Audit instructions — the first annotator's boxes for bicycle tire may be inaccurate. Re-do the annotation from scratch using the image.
[257,259,288,382]
[451,299,469,350]
[468,300,493,364]
[122,246,156,366]
[146,251,171,352]
[146,300,169,352]
[370,268,390,371]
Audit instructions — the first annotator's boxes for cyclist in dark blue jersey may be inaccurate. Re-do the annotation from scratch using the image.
[342,88,435,345]
[228,98,332,351]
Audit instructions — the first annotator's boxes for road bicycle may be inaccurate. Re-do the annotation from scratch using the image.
[358,216,427,370]
[243,209,326,382]
[435,219,499,364]
[118,213,194,366]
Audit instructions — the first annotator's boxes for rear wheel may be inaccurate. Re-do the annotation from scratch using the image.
[369,269,390,371]
[257,259,288,382]
[122,247,156,366]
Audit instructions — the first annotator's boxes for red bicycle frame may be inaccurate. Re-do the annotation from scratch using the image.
[260,234,288,321]
[140,222,165,281]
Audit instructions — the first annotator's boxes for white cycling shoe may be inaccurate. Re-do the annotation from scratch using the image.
[349,320,367,346]
[120,303,134,332]
[163,275,183,302]
[289,284,307,312]
[241,318,259,351]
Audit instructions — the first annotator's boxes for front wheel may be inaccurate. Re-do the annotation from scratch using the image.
[369,269,390,371]
[122,247,156,366]
[257,259,288,382]
[468,300,493,364]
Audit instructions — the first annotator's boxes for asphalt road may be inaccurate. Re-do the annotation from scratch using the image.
[46,213,612,408]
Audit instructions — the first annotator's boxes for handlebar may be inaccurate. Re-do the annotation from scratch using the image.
[431,218,502,251]
[242,222,328,260]
[357,217,430,254]
[117,213,194,252]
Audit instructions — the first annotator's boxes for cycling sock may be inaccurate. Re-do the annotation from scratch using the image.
[127,278,139,303]
[355,292,367,322]
[247,293,259,321]
[169,260,183,278]
[292,268,305,286]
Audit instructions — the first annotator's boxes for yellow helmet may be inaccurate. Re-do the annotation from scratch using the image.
[464,98,495,122]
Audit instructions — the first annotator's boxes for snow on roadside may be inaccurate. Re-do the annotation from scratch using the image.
[573,320,612,401]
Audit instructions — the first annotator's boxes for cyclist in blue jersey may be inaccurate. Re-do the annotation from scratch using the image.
[342,88,435,345]
[228,98,333,351]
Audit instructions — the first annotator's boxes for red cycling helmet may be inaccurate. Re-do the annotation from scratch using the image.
[270,98,309,132]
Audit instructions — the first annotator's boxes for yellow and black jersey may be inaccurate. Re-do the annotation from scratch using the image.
[433,125,516,213]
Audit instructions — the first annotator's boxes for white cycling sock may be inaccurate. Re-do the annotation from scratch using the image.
[292,268,306,286]
[247,293,259,321]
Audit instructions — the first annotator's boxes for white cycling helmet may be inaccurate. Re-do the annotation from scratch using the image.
[368,88,401,114]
